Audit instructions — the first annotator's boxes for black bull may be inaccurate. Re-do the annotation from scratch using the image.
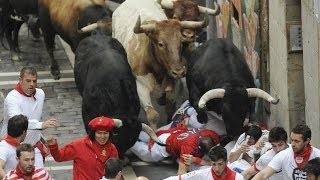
[0,0,40,61]
[74,32,140,156]
[186,38,279,138]
[74,32,162,156]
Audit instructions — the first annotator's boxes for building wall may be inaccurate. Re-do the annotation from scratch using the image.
[301,0,320,148]
[269,1,290,131]
[269,0,305,134]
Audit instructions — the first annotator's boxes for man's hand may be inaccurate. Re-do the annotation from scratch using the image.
[238,144,251,153]
[46,136,58,145]
[254,136,267,150]
[42,118,58,129]
[182,154,195,165]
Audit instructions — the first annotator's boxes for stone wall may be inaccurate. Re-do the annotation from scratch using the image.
[269,0,305,134]
[301,0,320,148]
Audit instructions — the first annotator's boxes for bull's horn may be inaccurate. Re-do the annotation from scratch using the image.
[80,23,98,33]
[10,15,23,21]
[180,14,209,29]
[198,89,225,108]
[112,118,123,128]
[160,0,173,9]
[198,2,220,16]
[134,16,156,33]
[141,123,166,146]
[246,88,280,104]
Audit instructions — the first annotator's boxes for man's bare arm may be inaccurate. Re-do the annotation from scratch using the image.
[251,166,276,180]
[241,166,258,180]
[0,159,7,179]
[177,161,188,175]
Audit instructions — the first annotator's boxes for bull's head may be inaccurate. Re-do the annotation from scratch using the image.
[134,16,207,79]
[198,87,279,138]
[159,0,220,42]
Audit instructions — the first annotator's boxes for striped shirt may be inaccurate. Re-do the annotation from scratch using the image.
[4,167,52,180]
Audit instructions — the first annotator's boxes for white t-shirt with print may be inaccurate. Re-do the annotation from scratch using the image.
[268,146,320,180]
[255,145,290,180]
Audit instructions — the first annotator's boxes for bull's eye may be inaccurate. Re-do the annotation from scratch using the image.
[158,42,164,48]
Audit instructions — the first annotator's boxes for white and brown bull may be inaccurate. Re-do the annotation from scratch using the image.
[112,0,207,130]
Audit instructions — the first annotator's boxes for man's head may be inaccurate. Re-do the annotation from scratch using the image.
[104,158,123,179]
[268,126,288,153]
[19,66,38,95]
[245,125,262,145]
[7,114,28,141]
[208,145,227,176]
[198,137,216,157]
[290,124,311,153]
[302,157,320,180]
[16,144,35,175]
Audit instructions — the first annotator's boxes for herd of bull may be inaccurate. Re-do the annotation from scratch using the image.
[0,0,280,158]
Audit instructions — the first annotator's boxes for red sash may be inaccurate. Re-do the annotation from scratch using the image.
[294,144,312,169]
[211,166,236,180]
[15,83,36,100]
[2,135,20,147]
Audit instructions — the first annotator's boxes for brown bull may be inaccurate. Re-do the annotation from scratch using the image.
[112,0,207,130]
[38,0,112,79]
[159,0,220,43]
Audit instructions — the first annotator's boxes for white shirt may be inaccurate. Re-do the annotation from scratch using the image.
[268,146,320,180]
[163,167,244,180]
[0,140,18,174]
[1,88,45,146]
[254,145,290,180]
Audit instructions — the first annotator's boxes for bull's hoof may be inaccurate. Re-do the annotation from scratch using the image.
[197,113,208,124]
[51,69,61,80]
[11,53,22,61]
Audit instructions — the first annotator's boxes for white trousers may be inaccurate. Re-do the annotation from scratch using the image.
[130,133,170,162]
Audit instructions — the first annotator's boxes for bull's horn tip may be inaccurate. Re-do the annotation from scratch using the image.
[271,98,280,104]
[198,103,206,109]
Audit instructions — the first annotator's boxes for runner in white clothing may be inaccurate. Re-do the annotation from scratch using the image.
[252,124,320,180]
[228,125,271,173]
[0,67,58,167]
[241,126,289,180]
[164,145,244,180]
[0,115,28,179]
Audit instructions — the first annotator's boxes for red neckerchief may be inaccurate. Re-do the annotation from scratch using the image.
[211,166,236,180]
[294,144,312,169]
[15,165,35,179]
[91,140,110,163]
[2,135,20,147]
[15,83,36,100]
